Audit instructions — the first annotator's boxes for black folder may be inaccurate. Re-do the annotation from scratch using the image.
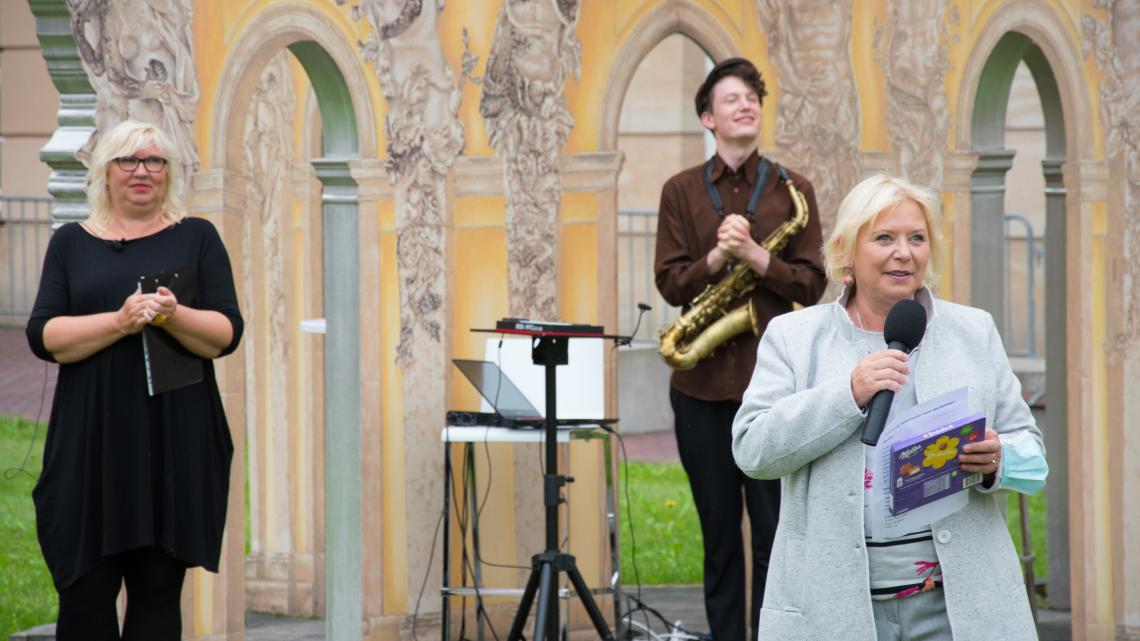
[139,269,203,396]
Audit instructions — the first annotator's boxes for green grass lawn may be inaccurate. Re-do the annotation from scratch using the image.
[1007,487,1049,603]
[618,460,703,585]
[618,460,1051,596]
[0,415,56,639]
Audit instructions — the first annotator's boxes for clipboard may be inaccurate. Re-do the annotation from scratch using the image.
[139,269,203,396]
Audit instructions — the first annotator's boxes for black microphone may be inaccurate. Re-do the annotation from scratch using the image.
[105,238,128,252]
[860,298,927,446]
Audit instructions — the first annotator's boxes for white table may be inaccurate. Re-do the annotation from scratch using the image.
[439,425,622,641]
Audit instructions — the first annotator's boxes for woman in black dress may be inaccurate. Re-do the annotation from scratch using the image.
[26,119,243,640]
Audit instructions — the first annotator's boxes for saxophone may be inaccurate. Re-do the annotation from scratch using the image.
[658,173,810,370]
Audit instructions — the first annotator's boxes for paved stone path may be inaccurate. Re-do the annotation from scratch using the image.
[0,327,56,423]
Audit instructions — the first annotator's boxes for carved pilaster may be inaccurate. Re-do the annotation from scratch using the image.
[877,0,953,190]
[1084,7,1140,630]
[340,1,464,624]
[28,0,95,226]
[757,0,861,235]
[481,0,581,319]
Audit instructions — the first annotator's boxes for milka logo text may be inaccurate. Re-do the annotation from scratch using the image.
[899,444,922,459]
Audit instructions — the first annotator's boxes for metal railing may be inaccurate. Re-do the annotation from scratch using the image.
[1003,213,1043,358]
[0,196,54,320]
[617,209,679,344]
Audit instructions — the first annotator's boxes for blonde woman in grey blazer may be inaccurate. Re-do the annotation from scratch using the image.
[733,175,1047,641]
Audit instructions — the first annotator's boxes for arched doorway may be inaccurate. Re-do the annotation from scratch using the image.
[598,1,738,432]
[967,29,1070,612]
[208,5,378,639]
[614,32,713,436]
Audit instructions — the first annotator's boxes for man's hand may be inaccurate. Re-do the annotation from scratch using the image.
[717,214,771,275]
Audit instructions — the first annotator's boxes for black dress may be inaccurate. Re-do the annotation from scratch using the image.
[25,218,243,590]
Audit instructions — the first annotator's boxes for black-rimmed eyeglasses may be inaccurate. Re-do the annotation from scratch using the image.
[114,156,168,173]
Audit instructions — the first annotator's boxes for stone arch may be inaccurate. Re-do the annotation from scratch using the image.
[956,2,1094,616]
[205,3,378,636]
[956,4,1091,158]
[210,5,377,165]
[594,2,739,432]
[598,0,740,152]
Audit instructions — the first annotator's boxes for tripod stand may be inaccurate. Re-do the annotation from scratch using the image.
[506,334,616,641]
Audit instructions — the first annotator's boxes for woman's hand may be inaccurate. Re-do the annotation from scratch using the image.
[850,349,910,408]
[960,428,1002,476]
[115,286,158,335]
[147,286,178,326]
[44,285,166,363]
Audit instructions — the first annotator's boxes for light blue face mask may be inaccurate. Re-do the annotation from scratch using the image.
[997,430,1049,495]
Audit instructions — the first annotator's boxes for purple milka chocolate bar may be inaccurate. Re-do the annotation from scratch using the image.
[888,412,987,516]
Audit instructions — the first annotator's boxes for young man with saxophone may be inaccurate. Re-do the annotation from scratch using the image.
[654,57,827,641]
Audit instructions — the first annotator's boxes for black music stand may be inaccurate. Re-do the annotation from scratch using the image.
[471,324,618,641]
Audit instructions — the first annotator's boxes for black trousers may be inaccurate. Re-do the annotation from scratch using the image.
[56,546,187,641]
[671,387,780,641]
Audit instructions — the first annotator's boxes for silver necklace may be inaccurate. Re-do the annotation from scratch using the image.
[849,307,879,357]
[850,306,921,361]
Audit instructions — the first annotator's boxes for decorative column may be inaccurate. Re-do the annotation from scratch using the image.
[1041,157,1069,609]
[941,151,980,303]
[313,158,362,641]
[969,149,1015,335]
[27,0,95,226]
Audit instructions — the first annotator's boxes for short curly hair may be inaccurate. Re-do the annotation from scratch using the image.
[694,57,767,117]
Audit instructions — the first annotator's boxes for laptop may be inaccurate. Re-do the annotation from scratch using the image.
[448,359,618,429]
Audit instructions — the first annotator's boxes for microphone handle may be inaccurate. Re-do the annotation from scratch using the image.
[859,339,912,446]
[860,388,894,445]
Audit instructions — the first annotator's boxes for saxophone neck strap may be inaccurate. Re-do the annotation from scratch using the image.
[703,155,775,220]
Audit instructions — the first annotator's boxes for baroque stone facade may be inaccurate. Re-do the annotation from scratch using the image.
[1084,0,1140,357]
[480,0,581,319]
[239,51,313,613]
[757,0,861,230]
[15,1,1140,639]
[877,0,953,189]
[67,0,200,178]
[338,0,465,611]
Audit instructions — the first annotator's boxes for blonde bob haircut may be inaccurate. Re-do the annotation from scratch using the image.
[823,174,945,289]
[85,119,187,234]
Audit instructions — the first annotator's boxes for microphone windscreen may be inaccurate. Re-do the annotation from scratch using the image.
[883,299,927,351]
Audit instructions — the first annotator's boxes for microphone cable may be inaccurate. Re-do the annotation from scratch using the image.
[4,360,51,481]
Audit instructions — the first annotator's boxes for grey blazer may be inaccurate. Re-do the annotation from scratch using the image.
[732,289,1044,641]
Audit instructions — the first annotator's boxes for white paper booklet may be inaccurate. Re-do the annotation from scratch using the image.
[867,387,975,540]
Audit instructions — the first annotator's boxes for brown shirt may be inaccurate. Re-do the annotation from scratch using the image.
[654,151,827,402]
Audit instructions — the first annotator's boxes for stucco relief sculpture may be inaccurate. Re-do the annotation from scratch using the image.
[340,0,464,368]
[876,0,952,189]
[757,0,861,232]
[340,0,465,611]
[480,0,581,319]
[1084,1,1140,355]
[67,0,201,179]
[240,53,297,574]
